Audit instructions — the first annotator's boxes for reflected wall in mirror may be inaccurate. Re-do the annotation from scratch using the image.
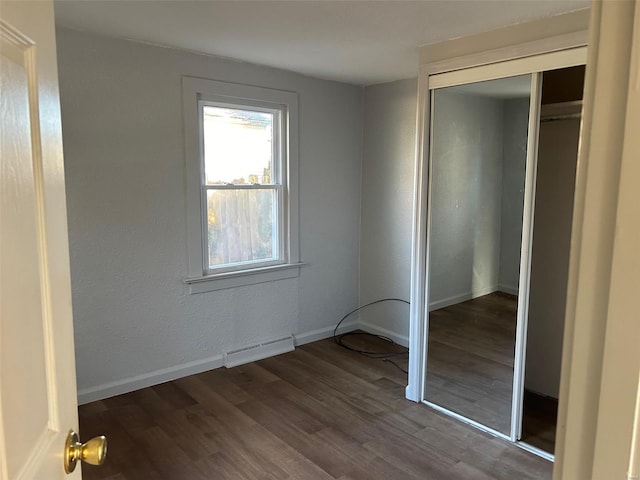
[424,75,531,435]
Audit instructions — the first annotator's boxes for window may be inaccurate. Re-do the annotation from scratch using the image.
[183,78,300,293]
[202,104,283,271]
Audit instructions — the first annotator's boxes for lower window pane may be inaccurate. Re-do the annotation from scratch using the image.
[206,189,277,270]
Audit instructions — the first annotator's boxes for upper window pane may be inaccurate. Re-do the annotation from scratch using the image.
[202,105,275,185]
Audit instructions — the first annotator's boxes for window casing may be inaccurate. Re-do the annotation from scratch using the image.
[183,77,300,293]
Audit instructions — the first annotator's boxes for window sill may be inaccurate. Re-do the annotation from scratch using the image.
[184,262,306,294]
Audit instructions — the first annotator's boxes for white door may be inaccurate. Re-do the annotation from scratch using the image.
[1,1,90,478]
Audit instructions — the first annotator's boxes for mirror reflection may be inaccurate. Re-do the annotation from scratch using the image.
[424,75,531,435]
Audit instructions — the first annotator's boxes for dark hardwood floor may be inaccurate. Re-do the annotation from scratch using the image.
[425,292,517,434]
[426,292,557,453]
[79,335,552,479]
[521,391,558,453]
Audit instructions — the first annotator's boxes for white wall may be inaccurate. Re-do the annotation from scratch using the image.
[56,28,363,401]
[499,99,529,294]
[428,91,505,307]
[525,117,580,399]
[359,79,417,345]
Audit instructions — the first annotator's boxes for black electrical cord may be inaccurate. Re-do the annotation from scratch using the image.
[383,358,410,374]
[333,298,410,373]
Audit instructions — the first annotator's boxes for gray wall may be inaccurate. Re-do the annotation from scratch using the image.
[57,28,363,398]
[429,91,505,307]
[525,117,580,398]
[499,99,529,293]
[359,79,417,343]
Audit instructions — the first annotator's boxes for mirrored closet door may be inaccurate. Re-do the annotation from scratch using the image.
[424,74,533,438]
[418,58,586,459]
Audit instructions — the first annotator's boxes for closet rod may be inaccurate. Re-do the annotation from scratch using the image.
[540,113,582,123]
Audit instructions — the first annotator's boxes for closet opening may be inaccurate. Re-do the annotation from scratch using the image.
[520,65,585,454]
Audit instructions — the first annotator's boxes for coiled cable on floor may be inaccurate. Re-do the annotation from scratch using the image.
[333,298,410,373]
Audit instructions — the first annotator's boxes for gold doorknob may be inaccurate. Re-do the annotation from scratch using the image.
[64,430,107,474]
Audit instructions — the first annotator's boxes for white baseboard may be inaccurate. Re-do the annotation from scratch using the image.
[498,284,519,296]
[293,320,358,346]
[77,321,359,405]
[429,285,498,311]
[405,383,420,402]
[358,321,409,348]
[77,354,224,405]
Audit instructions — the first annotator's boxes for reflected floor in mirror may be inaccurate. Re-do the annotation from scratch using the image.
[426,292,517,434]
[425,292,557,454]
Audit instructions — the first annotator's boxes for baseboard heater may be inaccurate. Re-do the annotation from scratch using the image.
[223,335,295,368]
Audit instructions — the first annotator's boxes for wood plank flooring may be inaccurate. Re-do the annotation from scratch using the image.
[79,335,552,479]
[425,292,517,434]
[521,391,558,453]
[426,292,557,453]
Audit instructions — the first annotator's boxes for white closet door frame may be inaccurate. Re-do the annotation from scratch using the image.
[511,71,542,443]
[427,48,585,89]
[407,45,587,451]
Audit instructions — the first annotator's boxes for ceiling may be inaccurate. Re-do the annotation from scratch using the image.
[53,0,590,86]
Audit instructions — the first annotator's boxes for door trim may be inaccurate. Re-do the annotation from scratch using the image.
[510,71,542,442]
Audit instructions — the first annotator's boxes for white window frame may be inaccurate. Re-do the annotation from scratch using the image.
[199,100,285,274]
[182,77,301,293]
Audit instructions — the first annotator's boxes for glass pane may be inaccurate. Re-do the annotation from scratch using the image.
[206,188,278,269]
[425,74,532,436]
[203,105,275,185]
